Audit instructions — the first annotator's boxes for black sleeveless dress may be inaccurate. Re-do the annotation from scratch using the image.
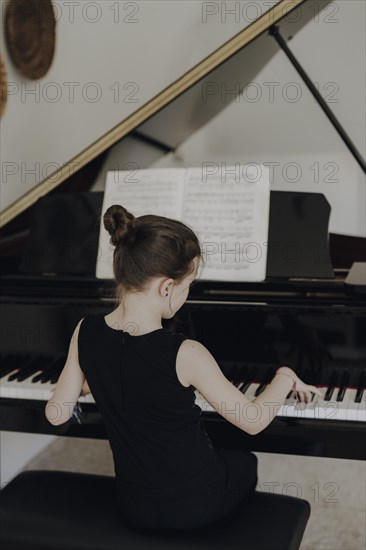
[78,313,257,530]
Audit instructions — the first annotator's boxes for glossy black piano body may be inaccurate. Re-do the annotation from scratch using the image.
[1,263,365,460]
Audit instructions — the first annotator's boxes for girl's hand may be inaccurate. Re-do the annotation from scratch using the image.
[293,374,324,404]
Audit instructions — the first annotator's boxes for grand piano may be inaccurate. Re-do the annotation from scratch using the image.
[1,0,365,461]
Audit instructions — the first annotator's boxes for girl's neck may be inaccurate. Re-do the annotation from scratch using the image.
[107,303,163,335]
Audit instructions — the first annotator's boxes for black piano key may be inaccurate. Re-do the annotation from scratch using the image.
[16,359,52,381]
[302,365,325,402]
[259,375,277,395]
[296,364,306,381]
[355,372,366,404]
[240,382,251,394]
[32,357,65,383]
[0,354,32,378]
[40,362,65,384]
[254,375,267,396]
[50,362,67,384]
[311,369,321,387]
[232,369,244,387]
[0,353,23,375]
[31,364,55,383]
[255,367,274,397]
[8,355,53,382]
[233,365,249,388]
[227,365,240,384]
[354,389,364,404]
[219,362,233,379]
[336,370,350,402]
[301,367,312,385]
[324,370,338,401]
[324,387,334,402]
[240,366,258,394]
[239,364,250,379]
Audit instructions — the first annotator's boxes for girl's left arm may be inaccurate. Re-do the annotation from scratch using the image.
[44,319,85,426]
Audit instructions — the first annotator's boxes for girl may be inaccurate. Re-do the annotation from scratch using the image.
[45,204,323,531]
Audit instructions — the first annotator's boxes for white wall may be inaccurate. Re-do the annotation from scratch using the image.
[151,0,366,237]
[93,0,365,237]
[0,0,257,211]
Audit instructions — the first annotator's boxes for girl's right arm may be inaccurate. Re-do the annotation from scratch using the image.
[176,340,324,435]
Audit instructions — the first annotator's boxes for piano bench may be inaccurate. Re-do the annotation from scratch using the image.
[0,469,310,550]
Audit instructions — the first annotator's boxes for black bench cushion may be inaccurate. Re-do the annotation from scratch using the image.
[0,470,310,550]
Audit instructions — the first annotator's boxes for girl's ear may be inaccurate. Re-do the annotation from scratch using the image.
[158,277,174,298]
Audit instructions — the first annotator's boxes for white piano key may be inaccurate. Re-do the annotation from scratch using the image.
[345,389,364,421]
[340,387,355,407]
[1,374,365,422]
[279,399,319,420]
[193,384,365,422]
[241,382,260,401]
[78,393,95,403]
[1,374,57,401]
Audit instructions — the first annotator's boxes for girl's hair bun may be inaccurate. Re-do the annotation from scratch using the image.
[103,204,136,246]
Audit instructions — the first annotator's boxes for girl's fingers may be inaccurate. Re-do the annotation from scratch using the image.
[296,390,312,405]
[305,391,312,404]
[296,391,305,402]
[310,386,325,397]
[298,383,324,398]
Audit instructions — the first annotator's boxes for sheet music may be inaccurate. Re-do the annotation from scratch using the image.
[96,165,270,282]
[183,165,270,282]
[96,169,185,279]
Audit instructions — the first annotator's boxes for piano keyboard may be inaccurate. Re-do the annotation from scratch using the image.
[194,386,366,422]
[1,353,365,422]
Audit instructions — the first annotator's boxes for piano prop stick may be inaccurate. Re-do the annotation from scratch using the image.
[269,24,366,175]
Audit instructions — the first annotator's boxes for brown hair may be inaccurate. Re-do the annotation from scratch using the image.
[103,204,202,303]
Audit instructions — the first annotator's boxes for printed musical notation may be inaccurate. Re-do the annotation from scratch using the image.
[96,166,270,281]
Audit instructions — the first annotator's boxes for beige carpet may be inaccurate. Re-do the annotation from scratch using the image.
[23,437,365,550]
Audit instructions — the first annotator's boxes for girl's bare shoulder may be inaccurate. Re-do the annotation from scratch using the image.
[176,339,218,388]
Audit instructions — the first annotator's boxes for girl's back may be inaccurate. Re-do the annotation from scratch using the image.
[78,313,257,530]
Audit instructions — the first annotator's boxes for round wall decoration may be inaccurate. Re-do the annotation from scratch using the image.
[0,55,8,117]
[5,0,56,80]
